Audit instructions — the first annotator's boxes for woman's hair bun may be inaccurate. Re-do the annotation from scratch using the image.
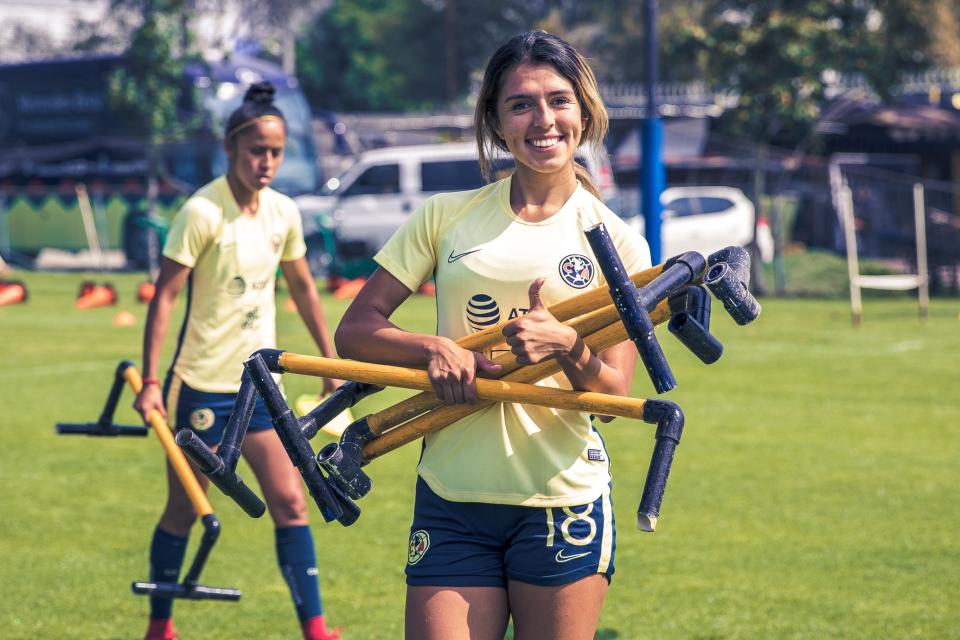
[244,81,275,105]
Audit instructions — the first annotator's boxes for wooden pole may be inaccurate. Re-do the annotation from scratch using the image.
[278,353,649,421]
[123,366,214,517]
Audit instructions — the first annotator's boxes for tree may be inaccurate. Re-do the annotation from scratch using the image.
[662,1,936,146]
[75,0,198,275]
[296,0,556,111]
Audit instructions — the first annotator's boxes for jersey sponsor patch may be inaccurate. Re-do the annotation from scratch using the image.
[558,254,595,289]
[189,407,215,431]
[466,294,500,331]
[271,233,283,253]
[408,530,430,565]
[241,307,261,330]
[226,275,246,296]
[587,449,605,462]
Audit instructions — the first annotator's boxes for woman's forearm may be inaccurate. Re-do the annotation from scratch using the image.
[335,310,448,367]
[555,337,632,396]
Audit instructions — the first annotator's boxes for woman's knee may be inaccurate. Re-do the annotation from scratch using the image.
[267,488,309,525]
[159,503,198,536]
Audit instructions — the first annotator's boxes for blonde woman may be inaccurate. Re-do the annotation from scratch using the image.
[336,32,651,639]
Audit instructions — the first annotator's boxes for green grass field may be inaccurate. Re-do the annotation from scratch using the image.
[1,270,958,639]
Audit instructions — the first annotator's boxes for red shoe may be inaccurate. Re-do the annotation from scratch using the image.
[144,617,178,640]
[302,615,342,640]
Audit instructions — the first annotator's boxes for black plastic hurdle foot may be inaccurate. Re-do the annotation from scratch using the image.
[55,361,148,436]
[131,514,241,601]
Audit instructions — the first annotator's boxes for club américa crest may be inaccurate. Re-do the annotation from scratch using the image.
[407,530,430,565]
[189,407,215,431]
[558,254,595,289]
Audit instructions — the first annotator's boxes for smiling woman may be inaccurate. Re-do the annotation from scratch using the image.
[333,30,651,640]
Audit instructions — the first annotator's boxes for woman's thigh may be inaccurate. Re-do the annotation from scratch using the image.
[241,429,309,527]
[508,574,608,640]
[405,585,508,640]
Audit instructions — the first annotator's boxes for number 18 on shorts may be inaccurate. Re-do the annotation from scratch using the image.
[405,478,616,588]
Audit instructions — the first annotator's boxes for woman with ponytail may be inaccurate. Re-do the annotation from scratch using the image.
[335,32,650,639]
[134,82,341,640]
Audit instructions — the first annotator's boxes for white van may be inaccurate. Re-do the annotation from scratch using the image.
[294,141,617,271]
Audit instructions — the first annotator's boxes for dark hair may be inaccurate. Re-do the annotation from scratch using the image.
[474,31,608,198]
[225,81,286,140]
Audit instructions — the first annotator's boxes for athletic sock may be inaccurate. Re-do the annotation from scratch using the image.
[275,525,324,622]
[148,527,189,619]
[144,617,178,640]
[301,615,341,640]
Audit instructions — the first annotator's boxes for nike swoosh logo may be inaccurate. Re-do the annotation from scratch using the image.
[447,248,481,263]
[555,549,591,563]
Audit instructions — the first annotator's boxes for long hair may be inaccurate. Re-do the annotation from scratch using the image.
[474,31,608,198]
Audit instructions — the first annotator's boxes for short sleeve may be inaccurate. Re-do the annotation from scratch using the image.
[280,199,307,262]
[163,198,216,268]
[373,196,441,292]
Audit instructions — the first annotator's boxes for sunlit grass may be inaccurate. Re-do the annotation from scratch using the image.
[1,270,957,638]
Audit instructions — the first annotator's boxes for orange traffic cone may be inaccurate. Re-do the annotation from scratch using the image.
[417,282,436,296]
[137,281,155,304]
[76,283,117,309]
[78,280,97,297]
[0,280,28,306]
[112,310,136,327]
[332,277,367,300]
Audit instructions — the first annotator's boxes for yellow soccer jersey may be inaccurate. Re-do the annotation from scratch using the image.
[163,176,307,392]
[375,176,651,507]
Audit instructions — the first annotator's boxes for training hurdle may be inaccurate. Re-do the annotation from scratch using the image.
[56,361,243,602]
[180,222,760,534]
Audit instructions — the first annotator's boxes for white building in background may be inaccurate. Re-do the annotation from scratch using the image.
[0,0,326,71]
[0,0,106,58]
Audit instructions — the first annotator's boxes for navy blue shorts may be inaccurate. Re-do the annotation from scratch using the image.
[405,477,616,588]
[164,374,273,446]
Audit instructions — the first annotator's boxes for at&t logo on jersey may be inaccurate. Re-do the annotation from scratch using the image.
[466,294,500,331]
[558,254,595,289]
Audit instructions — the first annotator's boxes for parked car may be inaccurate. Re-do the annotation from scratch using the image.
[294,142,617,276]
[626,186,773,262]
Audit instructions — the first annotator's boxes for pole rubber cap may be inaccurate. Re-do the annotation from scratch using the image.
[637,513,658,533]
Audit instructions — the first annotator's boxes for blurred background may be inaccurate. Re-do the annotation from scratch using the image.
[2,5,959,639]
[1,0,958,300]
